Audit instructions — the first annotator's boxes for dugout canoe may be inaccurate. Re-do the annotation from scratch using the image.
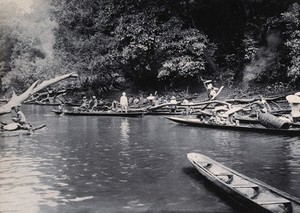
[187,153,300,213]
[24,101,61,106]
[52,109,64,115]
[1,124,46,137]
[165,116,300,136]
[146,111,185,115]
[52,110,144,117]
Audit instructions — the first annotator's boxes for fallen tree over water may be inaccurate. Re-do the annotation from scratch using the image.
[0,73,78,116]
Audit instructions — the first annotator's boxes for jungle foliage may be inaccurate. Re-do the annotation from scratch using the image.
[0,0,299,95]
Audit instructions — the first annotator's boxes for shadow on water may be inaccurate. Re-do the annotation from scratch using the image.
[182,167,252,213]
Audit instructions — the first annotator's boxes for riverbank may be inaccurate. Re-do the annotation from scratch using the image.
[97,82,296,105]
[0,81,296,106]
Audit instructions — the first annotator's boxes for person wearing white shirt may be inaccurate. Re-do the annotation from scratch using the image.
[120,92,129,113]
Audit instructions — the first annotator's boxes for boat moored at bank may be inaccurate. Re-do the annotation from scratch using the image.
[165,116,300,136]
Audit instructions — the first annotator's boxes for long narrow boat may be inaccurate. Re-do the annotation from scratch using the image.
[1,124,46,137]
[24,101,61,106]
[52,109,144,117]
[146,111,185,116]
[187,153,300,213]
[165,116,300,136]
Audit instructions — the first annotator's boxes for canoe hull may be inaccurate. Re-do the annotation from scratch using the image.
[1,124,46,137]
[52,109,63,115]
[166,116,300,135]
[146,111,184,115]
[53,110,144,117]
[187,153,300,213]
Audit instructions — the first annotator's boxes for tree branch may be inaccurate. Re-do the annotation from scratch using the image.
[0,73,78,115]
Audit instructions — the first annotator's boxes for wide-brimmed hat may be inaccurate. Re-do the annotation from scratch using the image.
[295,92,300,96]
[286,94,300,103]
[147,94,155,100]
[204,80,212,84]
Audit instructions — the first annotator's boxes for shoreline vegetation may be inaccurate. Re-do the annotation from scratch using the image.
[0,80,294,110]
[0,1,299,102]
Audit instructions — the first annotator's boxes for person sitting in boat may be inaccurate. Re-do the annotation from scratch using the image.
[209,106,227,125]
[226,113,239,126]
[182,98,194,115]
[198,115,208,123]
[89,96,98,111]
[169,96,177,112]
[201,77,219,100]
[111,100,119,111]
[57,103,64,112]
[147,94,156,106]
[11,105,32,130]
[258,96,271,113]
[120,92,129,113]
[79,96,89,111]
[133,97,140,108]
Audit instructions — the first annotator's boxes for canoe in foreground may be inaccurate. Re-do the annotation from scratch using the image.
[165,116,300,135]
[187,153,300,213]
[1,124,46,137]
[52,110,144,117]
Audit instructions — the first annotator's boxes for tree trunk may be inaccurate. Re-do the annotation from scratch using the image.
[203,48,219,74]
[0,73,78,116]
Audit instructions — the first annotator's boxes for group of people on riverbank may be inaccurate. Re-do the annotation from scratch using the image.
[5,77,300,132]
[76,91,182,113]
[71,78,269,118]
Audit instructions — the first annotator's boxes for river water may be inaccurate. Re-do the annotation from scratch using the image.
[0,105,300,213]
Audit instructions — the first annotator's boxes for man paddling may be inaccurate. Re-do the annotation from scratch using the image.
[200,77,220,100]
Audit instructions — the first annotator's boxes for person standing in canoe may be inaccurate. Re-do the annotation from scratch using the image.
[120,92,129,113]
[201,77,220,100]
[286,92,300,122]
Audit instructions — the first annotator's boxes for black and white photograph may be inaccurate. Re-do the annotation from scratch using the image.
[0,0,300,212]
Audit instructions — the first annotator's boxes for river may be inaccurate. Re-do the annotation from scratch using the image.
[0,105,300,213]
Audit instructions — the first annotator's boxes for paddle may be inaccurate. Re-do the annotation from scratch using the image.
[210,86,224,101]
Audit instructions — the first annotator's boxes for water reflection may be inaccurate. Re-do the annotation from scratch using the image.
[0,155,62,213]
[120,118,130,144]
[118,118,132,185]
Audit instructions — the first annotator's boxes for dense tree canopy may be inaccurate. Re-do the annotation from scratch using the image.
[0,0,299,95]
